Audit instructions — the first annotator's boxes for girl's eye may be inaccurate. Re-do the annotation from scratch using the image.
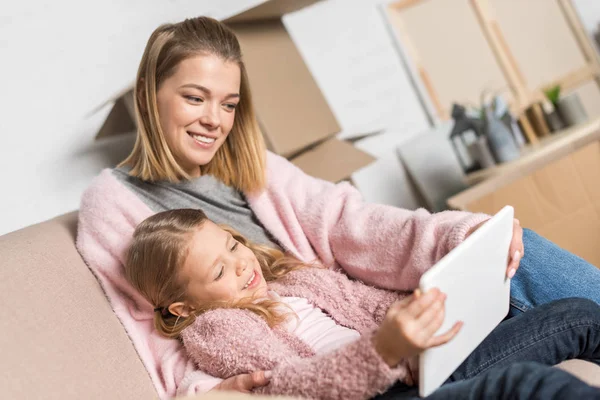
[224,103,237,111]
[215,266,224,281]
[185,95,203,103]
[230,242,239,252]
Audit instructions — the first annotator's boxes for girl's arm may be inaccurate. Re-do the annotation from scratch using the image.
[249,153,489,291]
[182,309,409,400]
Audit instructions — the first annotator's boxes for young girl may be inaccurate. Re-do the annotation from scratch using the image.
[124,208,600,400]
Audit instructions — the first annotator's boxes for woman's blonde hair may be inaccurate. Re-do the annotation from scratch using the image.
[119,17,266,192]
[124,209,308,338]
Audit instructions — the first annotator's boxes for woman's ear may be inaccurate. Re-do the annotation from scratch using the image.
[168,302,194,317]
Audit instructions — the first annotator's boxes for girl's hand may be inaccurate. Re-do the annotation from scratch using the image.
[466,218,524,279]
[372,288,462,367]
[211,370,272,393]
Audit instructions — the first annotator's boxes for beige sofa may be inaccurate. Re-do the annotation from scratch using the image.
[0,213,598,399]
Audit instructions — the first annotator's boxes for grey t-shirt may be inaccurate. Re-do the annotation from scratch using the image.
[112,166,279,248]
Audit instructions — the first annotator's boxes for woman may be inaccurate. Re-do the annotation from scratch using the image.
[77,16,600,398]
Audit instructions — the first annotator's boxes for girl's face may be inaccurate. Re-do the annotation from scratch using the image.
[177,221,269,309]
[156,54,241,178]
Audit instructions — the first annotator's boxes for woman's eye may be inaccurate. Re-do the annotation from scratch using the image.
[185,95,203,103]
[230,242,239,252]
[215,266,224,281]
[224,103,237,111]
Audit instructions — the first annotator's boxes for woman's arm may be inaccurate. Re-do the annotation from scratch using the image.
[182,309,408,400]
[77,170,228,397]
[248,153,489,291]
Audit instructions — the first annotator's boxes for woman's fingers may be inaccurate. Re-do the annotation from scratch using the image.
[427,321,463,348]
[507,219,524,278]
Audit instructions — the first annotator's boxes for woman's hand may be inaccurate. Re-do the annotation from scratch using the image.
[372,288,462,367]
[466,218,524,279]
[211,370,272,393]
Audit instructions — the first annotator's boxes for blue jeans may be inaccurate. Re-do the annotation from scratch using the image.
[379,362,599,399]
[509,229,600,316]
[375,298,600,399]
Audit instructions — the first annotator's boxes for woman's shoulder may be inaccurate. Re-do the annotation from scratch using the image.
[80,168,143,210]
[264,151,301,179]
[77,168,153,243]
[258,151,344,201]
[83,168,127,196]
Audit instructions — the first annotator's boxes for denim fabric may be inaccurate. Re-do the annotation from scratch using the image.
[375,298,600,399]
[450,298,600,381]
[509,229,600,317]
[377,362,600,399]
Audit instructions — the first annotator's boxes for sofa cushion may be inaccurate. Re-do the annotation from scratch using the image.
[0,212,156,400]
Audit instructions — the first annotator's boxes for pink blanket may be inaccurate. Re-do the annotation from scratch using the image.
[76,152,488,398]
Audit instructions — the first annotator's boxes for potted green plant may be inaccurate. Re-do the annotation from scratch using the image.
[545,84,588,129]
[543,85,566,132]
[544,85,561,106]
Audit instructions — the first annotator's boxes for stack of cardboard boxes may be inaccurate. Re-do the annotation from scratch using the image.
[95,0,374,183]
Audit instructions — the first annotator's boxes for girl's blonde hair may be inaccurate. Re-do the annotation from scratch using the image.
[125,209,308,338]
[119,17,266,192]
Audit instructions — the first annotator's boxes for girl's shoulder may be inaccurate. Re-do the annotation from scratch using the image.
[184,308,270,338]
[279,265,349,283]
[180,308,274,356]
[270,266,355,294]
[272,265,396,303]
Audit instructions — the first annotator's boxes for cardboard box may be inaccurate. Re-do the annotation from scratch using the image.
[94,0,374,182]
[447,117,600,267]
[290,137,376,183]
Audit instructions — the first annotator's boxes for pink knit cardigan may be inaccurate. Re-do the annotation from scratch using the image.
[76,151,488,398]
[182,267,408,400]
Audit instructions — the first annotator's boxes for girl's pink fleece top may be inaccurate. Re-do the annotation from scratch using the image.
[183,266,406,400]
[76,151,488,399]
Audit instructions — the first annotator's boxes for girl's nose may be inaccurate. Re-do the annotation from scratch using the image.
[235,258,247,276]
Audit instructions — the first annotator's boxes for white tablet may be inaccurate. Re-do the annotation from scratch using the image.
[418,205,514,397]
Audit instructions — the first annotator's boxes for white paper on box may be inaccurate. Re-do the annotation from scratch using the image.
[282,0,429,138]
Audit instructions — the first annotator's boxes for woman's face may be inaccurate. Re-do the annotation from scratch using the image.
[156,54,241,177]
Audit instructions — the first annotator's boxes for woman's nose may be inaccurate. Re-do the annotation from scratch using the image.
[199,104,220,129]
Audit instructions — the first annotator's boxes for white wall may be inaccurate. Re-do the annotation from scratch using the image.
[283,0,430,209]
[0,0,431,236]
[0,0,263,235]
[574,0,600,42]
[3,0,600,235]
